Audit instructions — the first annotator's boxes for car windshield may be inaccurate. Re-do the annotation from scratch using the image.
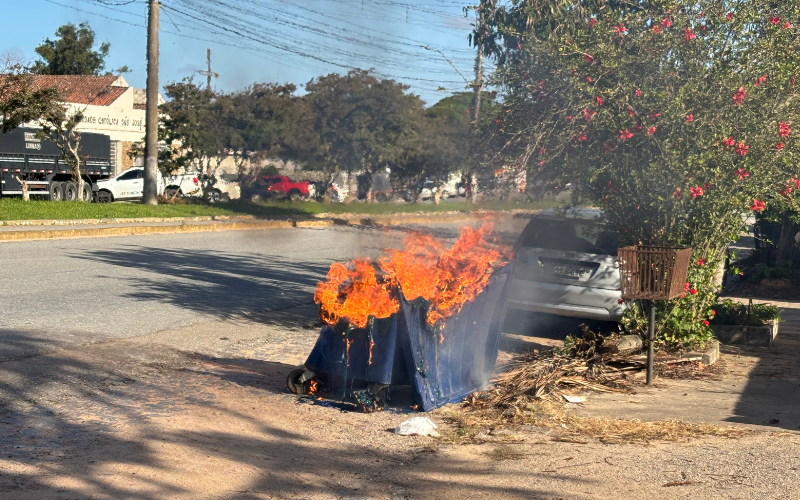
[518,218,618,255]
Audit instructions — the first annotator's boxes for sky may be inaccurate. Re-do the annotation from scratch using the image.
[2,0,487,105]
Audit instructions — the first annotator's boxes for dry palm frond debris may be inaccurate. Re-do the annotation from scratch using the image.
[438,326,748,444]
[472,325,714,411]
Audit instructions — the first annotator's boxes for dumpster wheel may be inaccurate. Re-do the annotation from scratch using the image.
[286,368,317,395]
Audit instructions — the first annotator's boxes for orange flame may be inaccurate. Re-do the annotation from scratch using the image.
[313,258,399,329]
[314,224,510,333]
[381,223,511,326]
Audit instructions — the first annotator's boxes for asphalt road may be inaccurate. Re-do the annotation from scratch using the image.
[0,226,403,360]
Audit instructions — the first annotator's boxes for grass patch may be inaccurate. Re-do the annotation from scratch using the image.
[0,197,556,221]
[253,198,557,215]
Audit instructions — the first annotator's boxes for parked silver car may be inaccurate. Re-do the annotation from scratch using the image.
[507,208,625,321]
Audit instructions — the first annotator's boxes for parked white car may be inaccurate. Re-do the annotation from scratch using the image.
[94,167,202,202]
[507,208,625,321]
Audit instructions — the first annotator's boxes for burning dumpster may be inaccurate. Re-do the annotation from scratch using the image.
[287,224,513,411]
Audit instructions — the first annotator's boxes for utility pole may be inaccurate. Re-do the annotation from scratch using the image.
[471,1,490,127]
[197,48,219,92]
[143,0,160,205]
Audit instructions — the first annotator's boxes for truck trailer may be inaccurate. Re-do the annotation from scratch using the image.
[0,127,114,201]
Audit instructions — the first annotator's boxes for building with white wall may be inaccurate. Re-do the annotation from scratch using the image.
[19,75,162,174]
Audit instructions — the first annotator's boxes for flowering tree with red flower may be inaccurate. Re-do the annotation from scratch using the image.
[478,0,800,345]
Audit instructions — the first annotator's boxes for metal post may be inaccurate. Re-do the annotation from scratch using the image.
[143,0,160,205]
[646,302,655,385]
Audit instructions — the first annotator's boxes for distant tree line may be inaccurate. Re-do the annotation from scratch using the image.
[158,70,491,195]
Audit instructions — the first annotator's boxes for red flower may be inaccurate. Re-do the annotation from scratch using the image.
[696,258,706,266]
[589,18,597,27]
[683,28,696,41]
[779,122,791,137]
[576,133,587,142]
[661,18,672,28]
[613,24,627,36]
[769,16,781,25]
[602,143,612,153]
[736,168,750,180]
[595,96,604,105]
[566,115,573,121]
[776,142,785,150]
[711,310,716,315]
[793,178,800,189]
[784,22,792,29]
[703,183,710,189]
[732,87,746,105]
[754,76,767,86]
[782,186,793,197]
[751,199,766,212]
[627,107,636,117]
[617,298,624,304]
[634,124,642,131]
[698,11,704,18]
[649,111,661,118]
[584,54,595,63]
[690,186,704,199]
[684,282,691,291]
[723,136,736,147]
[494,118,500,125]
[735,142,749,156]
[586,76,593,82]
[619,129,633,141]
[646,126,657,135]
[681,294,686,299]
[685,114,694,122]
[690,288,698,295]
[726,12,733,21]
[583,108,596,121]
[703,320,710,326]
[634,89,642,97]
[651,25,662,34]
[673,187,683,199]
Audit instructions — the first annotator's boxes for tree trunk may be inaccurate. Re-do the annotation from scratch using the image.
[14,176,29,201]
[776,212,798,262]
[469,173,479,203]
[68,144,84,202]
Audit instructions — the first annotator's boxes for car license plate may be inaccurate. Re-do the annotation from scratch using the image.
[551,265,591,278]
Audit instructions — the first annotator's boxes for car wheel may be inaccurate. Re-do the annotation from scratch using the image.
[289,190,302,202]
[81,183,93,202]
[48,182,64,202]
[63,182,78,201]
[164,187,181,198]
[96,190,113,203]
[205,188,222,203]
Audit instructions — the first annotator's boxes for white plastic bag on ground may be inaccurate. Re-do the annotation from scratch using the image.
[395,416,439,437]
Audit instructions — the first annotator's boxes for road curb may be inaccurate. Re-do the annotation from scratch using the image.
[0,220,295,242]
[0,208,532,242]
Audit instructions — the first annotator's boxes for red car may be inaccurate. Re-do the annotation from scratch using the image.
[256,175,312,201]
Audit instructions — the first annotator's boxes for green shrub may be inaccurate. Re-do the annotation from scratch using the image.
[750,261,792,283]
[711,299,780,326]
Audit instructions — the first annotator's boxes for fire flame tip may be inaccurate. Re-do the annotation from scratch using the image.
[315,223,510,331]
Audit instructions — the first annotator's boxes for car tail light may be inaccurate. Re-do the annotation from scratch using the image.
[192,177,198,185]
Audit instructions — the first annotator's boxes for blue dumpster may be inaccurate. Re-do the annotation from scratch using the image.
[295,264,513,411]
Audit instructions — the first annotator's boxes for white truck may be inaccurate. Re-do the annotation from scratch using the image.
[94,167,203,203]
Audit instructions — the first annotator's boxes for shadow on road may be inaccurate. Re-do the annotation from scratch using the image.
[0,340,575,499]
[79,245,331,329]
